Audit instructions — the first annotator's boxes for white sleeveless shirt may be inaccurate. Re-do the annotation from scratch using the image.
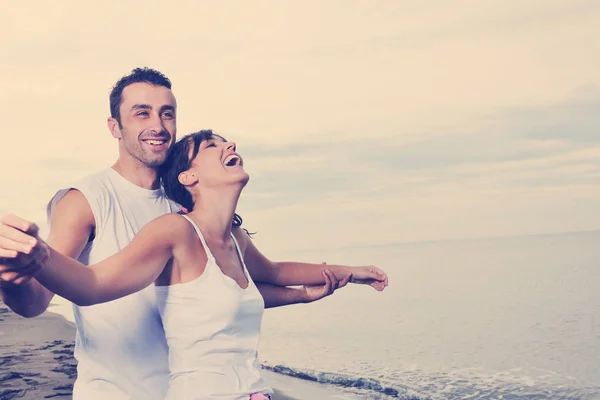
[47,168,179,400]
[156,215,272,400]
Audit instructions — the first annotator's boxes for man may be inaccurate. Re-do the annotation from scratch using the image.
[0,68,386,399]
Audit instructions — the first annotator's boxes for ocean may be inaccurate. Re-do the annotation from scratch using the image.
[257,230,600,399]
[47,230,600,399]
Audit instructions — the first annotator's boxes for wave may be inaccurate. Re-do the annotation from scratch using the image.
[262,363,433,399]
[262,363,600,400]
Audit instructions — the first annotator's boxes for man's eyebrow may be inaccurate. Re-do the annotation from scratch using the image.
[159,105,176,113]
[131,104,152,111]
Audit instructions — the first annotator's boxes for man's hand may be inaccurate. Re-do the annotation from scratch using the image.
[301,269,352,303]
[349,265,388,292]
[0,214,48,287]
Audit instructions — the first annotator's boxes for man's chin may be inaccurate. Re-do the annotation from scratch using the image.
[142,155,168,168]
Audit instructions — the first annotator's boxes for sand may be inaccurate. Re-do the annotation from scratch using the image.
[0,305,76,399]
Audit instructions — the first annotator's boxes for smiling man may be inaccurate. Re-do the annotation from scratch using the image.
[0,68,364,399]
[109,80,176,169]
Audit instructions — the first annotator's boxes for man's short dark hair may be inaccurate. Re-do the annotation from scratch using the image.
[109,67,172,126]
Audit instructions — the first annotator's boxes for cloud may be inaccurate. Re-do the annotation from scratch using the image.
[231,92,600,250]
[241,92,600,196]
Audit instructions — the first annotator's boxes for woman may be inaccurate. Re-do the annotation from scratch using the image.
[0,130,388,399]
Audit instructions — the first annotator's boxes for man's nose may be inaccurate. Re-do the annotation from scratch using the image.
[148,113,166,134]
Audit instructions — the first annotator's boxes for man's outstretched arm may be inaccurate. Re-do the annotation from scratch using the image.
[255,269,351,308]
[0,190,94,317]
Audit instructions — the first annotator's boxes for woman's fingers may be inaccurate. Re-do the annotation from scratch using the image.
[0,222,37,247]
[0,214,35,233]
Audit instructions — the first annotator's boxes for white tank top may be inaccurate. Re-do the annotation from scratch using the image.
[47,168,179,400]
[156,215,272,400]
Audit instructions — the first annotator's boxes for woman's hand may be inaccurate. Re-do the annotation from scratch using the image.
[0,214,50,286]
[348,265,388,291]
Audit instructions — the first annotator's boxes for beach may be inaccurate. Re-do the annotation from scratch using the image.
[0,303,361,400]
[0,304,76,399]
[3,230,600,399]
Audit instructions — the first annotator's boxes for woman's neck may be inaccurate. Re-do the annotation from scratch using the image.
[186,186,242,244]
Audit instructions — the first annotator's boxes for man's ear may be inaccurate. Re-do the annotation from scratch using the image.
[108,117,122,139]
[178,171,198,186]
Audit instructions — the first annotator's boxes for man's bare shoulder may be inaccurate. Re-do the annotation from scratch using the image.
[46,189,95,258]
[50,189,94,226]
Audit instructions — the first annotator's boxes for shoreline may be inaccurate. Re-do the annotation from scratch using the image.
[0,304,355,400]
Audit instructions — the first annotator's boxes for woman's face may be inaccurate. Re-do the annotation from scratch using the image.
[185,134,249,190]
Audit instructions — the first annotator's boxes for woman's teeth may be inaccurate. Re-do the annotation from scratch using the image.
[224,155,240,166]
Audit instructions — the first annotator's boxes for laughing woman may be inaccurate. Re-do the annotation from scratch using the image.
[0,130,388,400]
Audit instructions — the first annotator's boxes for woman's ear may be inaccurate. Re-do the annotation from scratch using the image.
[178,171,198,186]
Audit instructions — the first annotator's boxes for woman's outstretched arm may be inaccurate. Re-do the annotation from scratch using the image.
[0,213,181,306]
[234,228,388,291]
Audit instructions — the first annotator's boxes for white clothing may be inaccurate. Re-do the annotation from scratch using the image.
[156,215,272,400]
[47,168,179,400]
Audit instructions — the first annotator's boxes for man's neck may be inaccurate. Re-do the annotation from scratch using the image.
[111,158,161,190]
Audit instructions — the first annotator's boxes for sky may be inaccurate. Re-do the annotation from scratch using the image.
[1,0,599,255]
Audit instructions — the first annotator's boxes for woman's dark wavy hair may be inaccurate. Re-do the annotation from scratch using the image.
[159,130,246,230]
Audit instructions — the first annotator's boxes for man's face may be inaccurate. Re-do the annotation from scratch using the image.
[113,82,177,167]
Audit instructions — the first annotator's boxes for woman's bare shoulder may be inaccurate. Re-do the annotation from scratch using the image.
[142,213,195,241]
